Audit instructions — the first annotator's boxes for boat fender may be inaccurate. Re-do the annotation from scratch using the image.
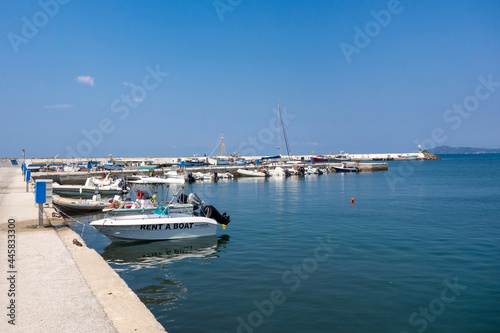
[137,191,144,199]
[152,194,156,203]
[179,167,183,172]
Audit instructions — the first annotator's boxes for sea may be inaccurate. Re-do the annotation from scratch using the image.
[71,154,500,333]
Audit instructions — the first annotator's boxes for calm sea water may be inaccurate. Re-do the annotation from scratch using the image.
[73,154,500,333]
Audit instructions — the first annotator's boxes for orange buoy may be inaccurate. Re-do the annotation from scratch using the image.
[350,198,355,204]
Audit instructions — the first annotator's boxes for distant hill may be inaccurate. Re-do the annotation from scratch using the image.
[431,146,500,154]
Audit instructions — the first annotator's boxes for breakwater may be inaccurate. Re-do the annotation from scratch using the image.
[30,162,388,185]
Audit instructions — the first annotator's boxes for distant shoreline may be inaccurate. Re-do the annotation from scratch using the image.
[431,146,500,154]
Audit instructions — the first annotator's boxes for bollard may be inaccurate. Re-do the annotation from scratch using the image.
[26,170,31,192]
[38,203,44,227]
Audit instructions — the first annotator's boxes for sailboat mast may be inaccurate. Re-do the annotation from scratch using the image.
[220,132,225,156]
[278,103,282,156]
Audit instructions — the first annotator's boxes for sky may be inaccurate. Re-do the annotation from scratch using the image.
[1,0,499,159]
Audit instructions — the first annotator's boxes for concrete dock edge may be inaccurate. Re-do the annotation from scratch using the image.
[0,167,166,333]
[55,225,167,333]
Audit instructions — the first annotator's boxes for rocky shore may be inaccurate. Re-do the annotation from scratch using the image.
[423,152,441,160]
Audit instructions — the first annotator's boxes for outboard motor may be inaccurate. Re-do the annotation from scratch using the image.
[187,192,205,210]
[177,193,189,204]
[200,205,231,225]
[317,168,323,175]
[284,169,292,177]
[213,172,219,182]
[187,172,196,183]
[297,167,305,176]
[263,170,270,177]
[119,179,127,191]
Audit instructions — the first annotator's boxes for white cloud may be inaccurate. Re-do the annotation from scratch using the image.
[123,81,135,87]
[44,104,73,109]
[77,76,94,86]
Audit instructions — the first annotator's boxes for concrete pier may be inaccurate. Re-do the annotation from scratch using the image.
[31,162,389,185]
[0,168,166,333]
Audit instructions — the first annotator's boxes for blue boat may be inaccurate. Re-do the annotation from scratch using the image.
[332,163,359,173]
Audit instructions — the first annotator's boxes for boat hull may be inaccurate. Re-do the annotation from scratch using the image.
[237,169,267,177]
[332,167,359,173]
[311,157,329,163]
[90,215,218,240]
[53,186,126,198]
[53,197,111,213]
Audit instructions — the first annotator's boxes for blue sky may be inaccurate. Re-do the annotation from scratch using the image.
[1,0,499,158]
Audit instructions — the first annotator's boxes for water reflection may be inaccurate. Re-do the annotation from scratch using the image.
[101,235,230,269]
[100,235,231,310]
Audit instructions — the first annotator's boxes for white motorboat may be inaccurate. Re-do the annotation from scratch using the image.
[90,203,230,241]
[268,167,291,177]
[217,172,234,179]
[237,168,269,177]
[304,166,324,175]
[53,176,128,198]
[127,174,185,185]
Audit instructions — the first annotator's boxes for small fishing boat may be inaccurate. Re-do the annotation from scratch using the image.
[237,168,269,177]
[334,151,351,162]
[255,155,281,164]
[178,159,205,167]
[310,156,329,164]
[90,203,230,241]
[332,163,359,173]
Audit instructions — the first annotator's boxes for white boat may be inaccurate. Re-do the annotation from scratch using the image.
[53,176,128,198]
[237,168,269,177]
[165,166,186,181]
[304,166,324,175]
[127,175,185,185]
[208,157,232,166]
[218,172,234,179]
[90,203,230,241]
[335,150,351,162]
[53,193,115,214]
[63,163,82,172]
[268,167,291,177]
